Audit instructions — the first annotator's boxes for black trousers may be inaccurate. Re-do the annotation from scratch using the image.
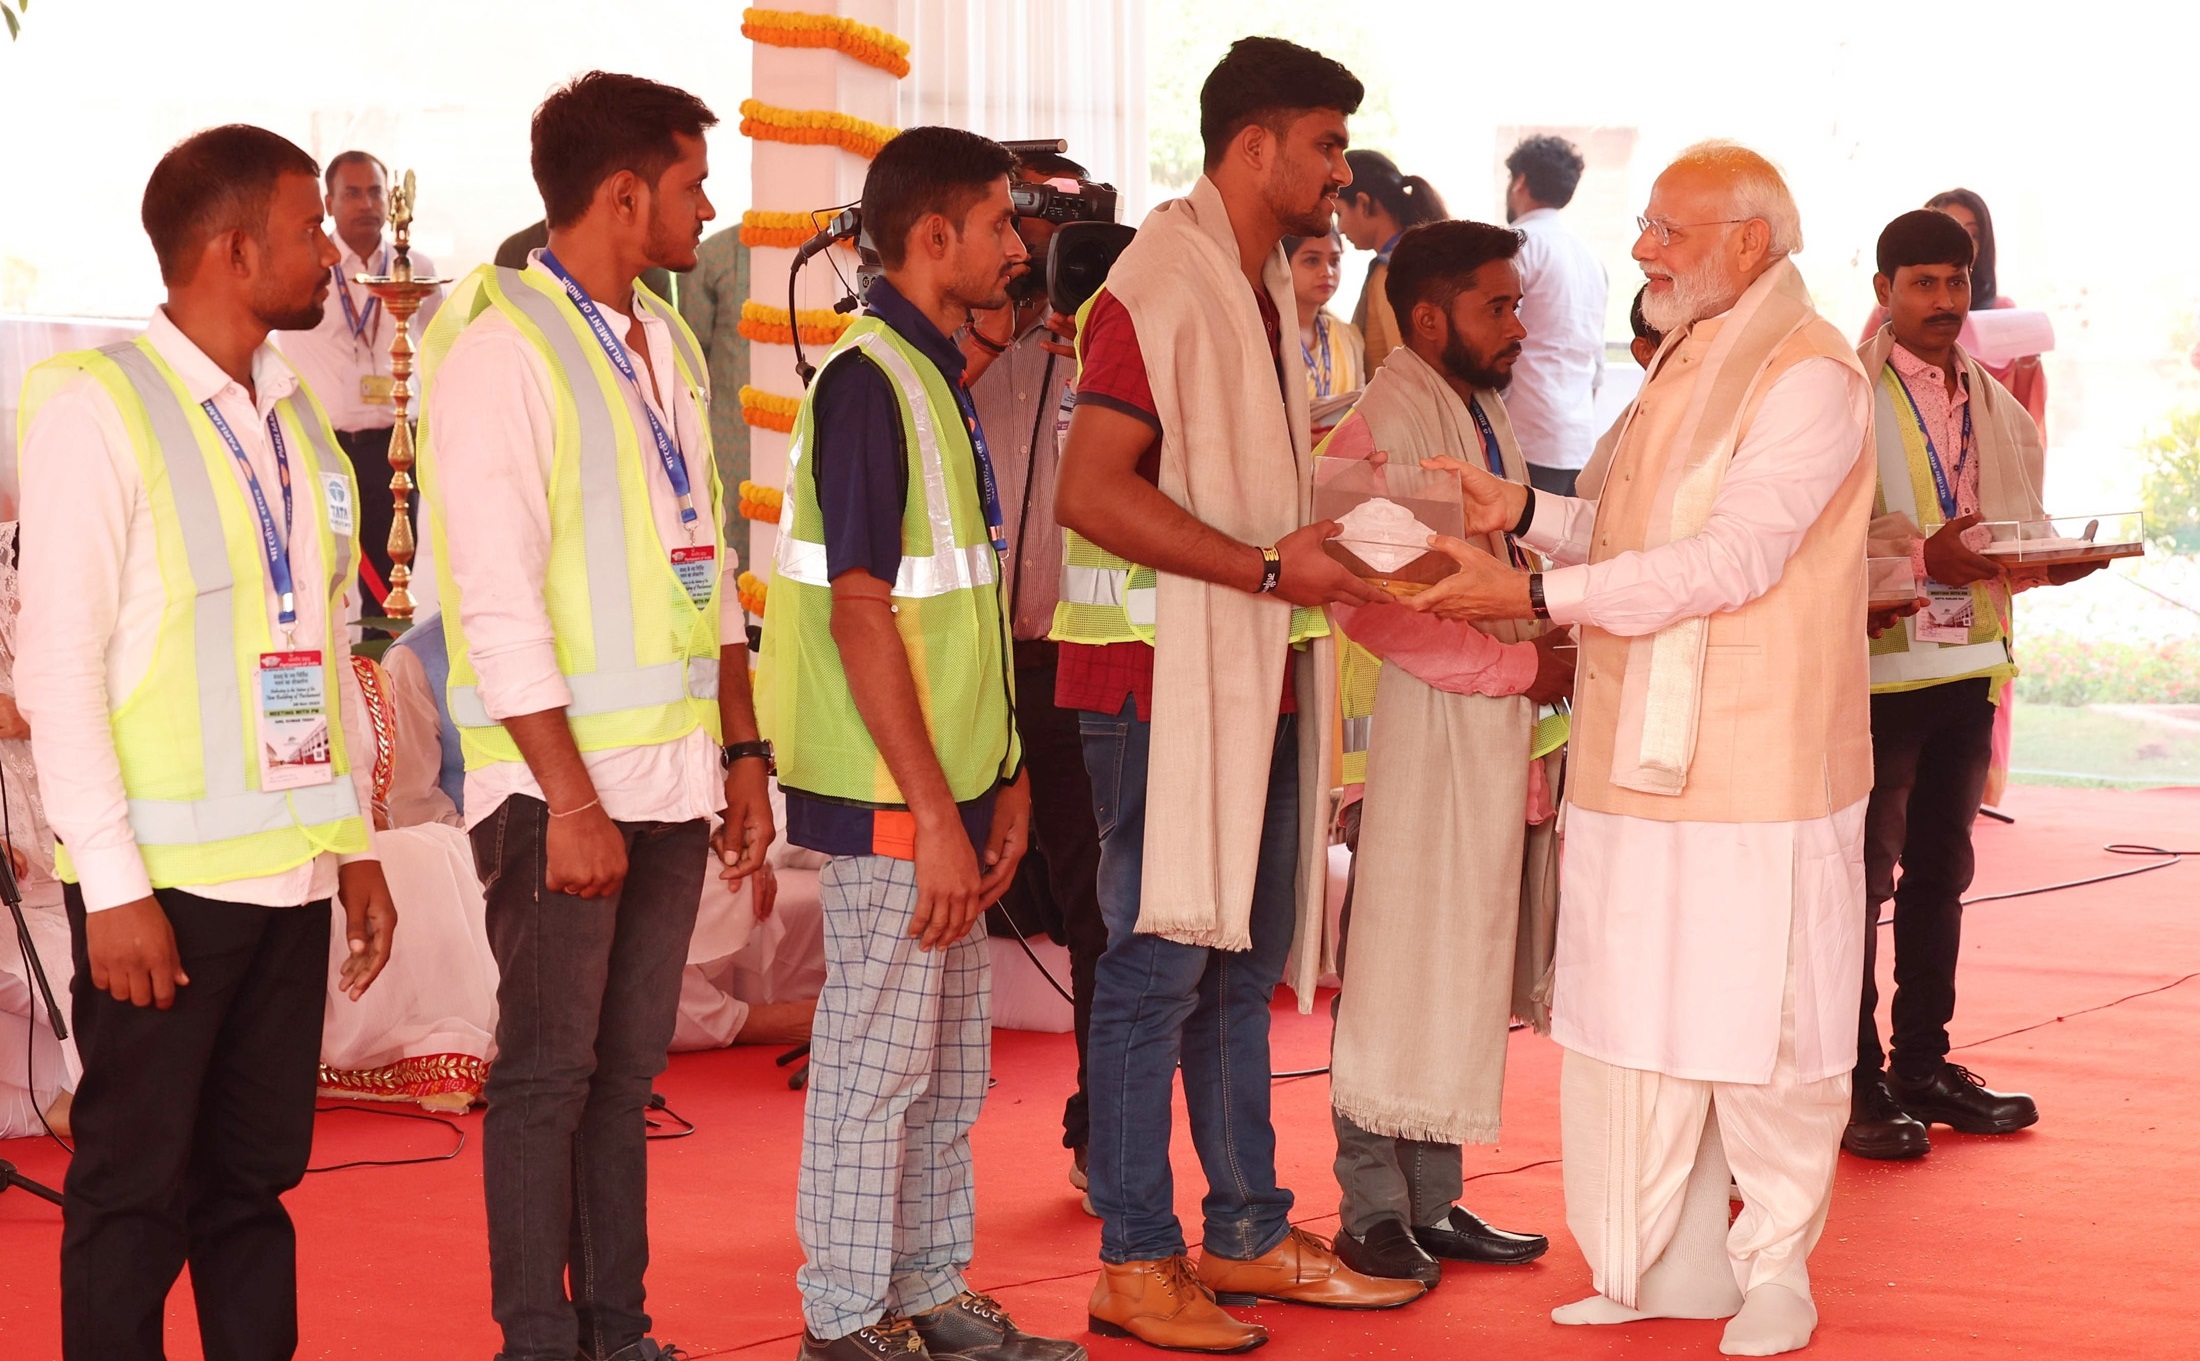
[59,885,330,1361]
[1857,678,1997,1083]
[333,425,403,598]
[1008,653,1107,1151]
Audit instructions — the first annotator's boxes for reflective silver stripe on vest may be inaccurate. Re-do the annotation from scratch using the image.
[446,656,717,730]
[279,400,354,606]
[101,342,361,844]
[493,269,640,679]
[1342,716,1372,754]
[1056,563,1155,627]
[774,330,1001,597]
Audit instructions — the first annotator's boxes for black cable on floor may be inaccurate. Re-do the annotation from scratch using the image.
[1877,840,2187,926]
[646,1091,696,1141]
[305,1103,467,1174]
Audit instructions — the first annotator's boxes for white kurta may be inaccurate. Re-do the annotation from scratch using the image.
[1526,357,1871,1085]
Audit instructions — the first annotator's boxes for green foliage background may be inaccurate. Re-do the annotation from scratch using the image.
[2138,407,2200,556]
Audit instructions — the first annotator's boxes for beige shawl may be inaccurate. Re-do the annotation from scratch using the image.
[1597,259,1819,796]
[1107,177,1339,990]
[1857,325,2047,556]
[1327,349,1555,1143]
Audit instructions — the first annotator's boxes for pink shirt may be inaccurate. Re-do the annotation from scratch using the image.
[16,310,378,911]
[1884,341,1986,577]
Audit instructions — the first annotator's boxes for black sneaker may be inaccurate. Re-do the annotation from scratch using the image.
[911,1292,1088,1361]
[797,1318,931,1359]
[590,1340,689,1361]
[1889,1062,2040,1135]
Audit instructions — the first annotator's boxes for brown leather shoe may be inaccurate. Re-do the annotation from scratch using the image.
[1196,1228,1426,1311]
[1088,1255,1268,1353]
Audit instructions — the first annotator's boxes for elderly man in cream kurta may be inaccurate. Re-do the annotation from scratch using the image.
[1413,142,1872,1358]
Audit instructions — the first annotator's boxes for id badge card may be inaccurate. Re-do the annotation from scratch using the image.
[671,545,717,609]
[257,651,335,790]
[360,374,396,405]
[1915,582,1975,645]
[320,472,356,537]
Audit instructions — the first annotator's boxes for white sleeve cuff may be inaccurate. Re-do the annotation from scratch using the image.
[71,844,156,913]
[1539,563,1593,628]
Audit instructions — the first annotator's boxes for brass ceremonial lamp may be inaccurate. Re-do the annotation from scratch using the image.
[355,170,449,625]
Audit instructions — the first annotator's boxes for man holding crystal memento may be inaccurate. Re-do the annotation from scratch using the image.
[1410,143,1873,1356]
[1315,219,1572,1287]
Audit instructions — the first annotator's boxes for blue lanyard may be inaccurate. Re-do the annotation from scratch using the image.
[1466,396,1531,570]
[1302,316,1334,398]
[949,382,1009,557]
[1889,369,1972,521]
[334,248,386,347]
[202,400,298,627]
[537,251,699,537]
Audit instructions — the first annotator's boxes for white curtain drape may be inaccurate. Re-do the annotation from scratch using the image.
[895,0,1150,219]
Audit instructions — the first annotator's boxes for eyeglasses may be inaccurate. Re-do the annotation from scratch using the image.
[1635,215,1749,246]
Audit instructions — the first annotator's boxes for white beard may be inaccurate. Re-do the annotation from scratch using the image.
[1639,259,1738,335]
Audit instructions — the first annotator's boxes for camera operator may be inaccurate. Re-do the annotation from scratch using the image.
[961,149,1110,1211]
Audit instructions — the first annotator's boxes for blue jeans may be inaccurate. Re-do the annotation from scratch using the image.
[1080,697,1300,1264]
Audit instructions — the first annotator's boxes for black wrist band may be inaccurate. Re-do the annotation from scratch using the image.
[1511,484,1538,538]
[1528,573,1551,621]
[1257,546,1283,594]
[968,327,1008,355]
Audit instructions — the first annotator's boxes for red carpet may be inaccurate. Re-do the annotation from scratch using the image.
[4,782,2196,1358]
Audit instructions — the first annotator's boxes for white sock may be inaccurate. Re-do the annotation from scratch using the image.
[1719,1282,1818,1356]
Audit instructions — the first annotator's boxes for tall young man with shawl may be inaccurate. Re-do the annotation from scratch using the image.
[1052,36,1422,1355]
[1318,220,1573,1286]
[1842,210,2102,1163]
[1412,143,1874,1357]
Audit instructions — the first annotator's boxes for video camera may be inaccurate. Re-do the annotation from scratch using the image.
[787,136,1137,384]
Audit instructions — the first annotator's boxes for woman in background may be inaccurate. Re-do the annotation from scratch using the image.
[1287,227,1365,405]
[1338,149,1448,370]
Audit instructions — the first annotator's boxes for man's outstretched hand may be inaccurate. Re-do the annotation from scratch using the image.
[1422,456,1529,537]
[1273,521,1391,608]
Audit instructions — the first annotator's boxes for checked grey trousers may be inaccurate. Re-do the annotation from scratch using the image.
[796,855,992,1339]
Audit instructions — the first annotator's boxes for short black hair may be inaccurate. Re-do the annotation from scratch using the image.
[1629,284,1661,345]
[1876,208,1974,281]
[1342,149,1448,228]
[324,149,388,192]
[530,71,717,229]
[1198,37,1363,172]
[1384,219,1522,321]
[1505,135,1586,209]
[1925,187,1999,308]
[862,126,1018,270]
[141,124,320,286]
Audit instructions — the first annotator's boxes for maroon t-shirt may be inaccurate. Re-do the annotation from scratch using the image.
[1056,283,1297,720]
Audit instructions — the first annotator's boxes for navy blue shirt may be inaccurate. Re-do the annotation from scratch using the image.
[786,278,1001,859]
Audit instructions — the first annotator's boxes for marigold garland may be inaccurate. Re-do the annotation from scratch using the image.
[740,209,859,251]
[737,570,770,617]
[737,479,786,523]
[739,299,853,347]
[741,7,912,79]
[738,384,801,433]
[739,99,898,161]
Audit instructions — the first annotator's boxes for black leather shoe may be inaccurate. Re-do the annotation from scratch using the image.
[1843,1074,1932,1160]
[799,1319,931,1359]
[1890,1062,2039,1135]
[1411,1206,1548,1265]
[1333,1218,1442,1287]
[911,1292,1088,1361]
[591,1341,688,1361]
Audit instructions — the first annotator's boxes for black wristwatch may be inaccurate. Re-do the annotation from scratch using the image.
[1528,573,1551,621]
[723,739,777,776]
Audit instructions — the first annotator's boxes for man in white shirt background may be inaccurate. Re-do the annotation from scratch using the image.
[1501,135,1607,497]
[277,149,443,604]
[16,124,397,1361]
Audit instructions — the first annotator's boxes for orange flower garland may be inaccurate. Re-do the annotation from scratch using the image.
[737,479,785,524]
[738,385,801,433]
[740,209,860,251]
[740,7,912,79]
[739,99,899,161]
[737,570,770,617]
[738,300,853,347]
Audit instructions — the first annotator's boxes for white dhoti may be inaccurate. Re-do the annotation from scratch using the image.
[1560,941,1849,1310]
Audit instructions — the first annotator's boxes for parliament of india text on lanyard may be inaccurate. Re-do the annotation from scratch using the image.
[539,251,715,607]
[204,400,335,790]
[1891,369,1973,521]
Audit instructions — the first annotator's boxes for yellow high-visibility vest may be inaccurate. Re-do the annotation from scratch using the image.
[756,317,1020,805]
[415,266,726,770]
[19,339,367,887]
